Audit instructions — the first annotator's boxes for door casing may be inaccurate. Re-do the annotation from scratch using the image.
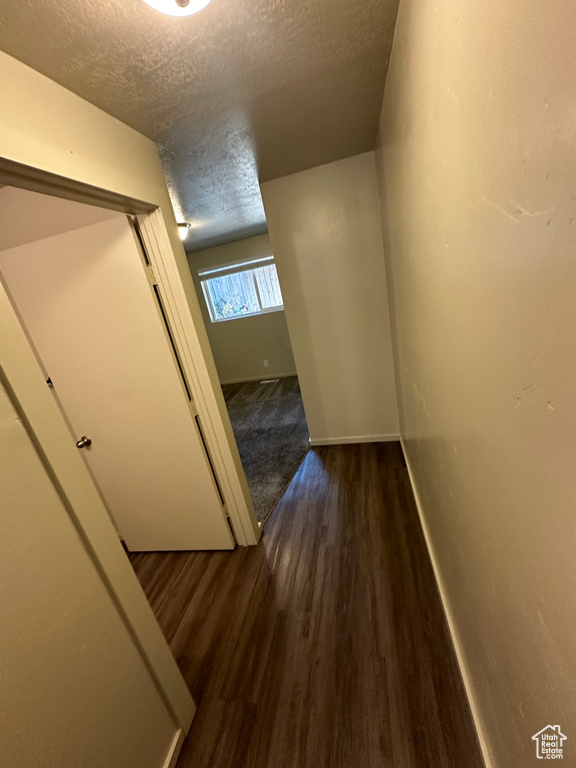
[0,211,236,551]
[0,156,260,547]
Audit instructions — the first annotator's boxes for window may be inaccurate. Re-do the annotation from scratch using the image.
[198,255,284,323]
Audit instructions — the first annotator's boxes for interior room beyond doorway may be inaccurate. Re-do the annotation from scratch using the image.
[222,376,308,524]
[187,233,309,524]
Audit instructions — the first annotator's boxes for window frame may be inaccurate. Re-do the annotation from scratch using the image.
[198,255,284,323]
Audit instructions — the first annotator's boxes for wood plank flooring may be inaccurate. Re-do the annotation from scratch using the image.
[130,443,484,768]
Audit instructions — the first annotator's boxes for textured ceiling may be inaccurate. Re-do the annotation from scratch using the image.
[0,0,398,250]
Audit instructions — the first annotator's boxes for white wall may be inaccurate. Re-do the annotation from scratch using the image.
[376,0,576,765]
[188,234,296,383]
[261,152,398,444]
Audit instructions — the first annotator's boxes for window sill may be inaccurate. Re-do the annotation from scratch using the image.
[210,306,284,324]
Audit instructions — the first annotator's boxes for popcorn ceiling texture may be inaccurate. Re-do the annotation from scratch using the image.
[0,0,398,249]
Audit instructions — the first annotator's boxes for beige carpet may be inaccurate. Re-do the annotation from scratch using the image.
[221,376,309,525]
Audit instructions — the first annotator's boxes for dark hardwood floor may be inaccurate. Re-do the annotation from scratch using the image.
[130,443,484,768]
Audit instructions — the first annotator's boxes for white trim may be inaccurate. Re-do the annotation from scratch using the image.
[137,210,260,546]
[207,304,284,324]
[219,371,298,385]
[197,253,274,278]
[309,433,400,446]
[162,730,185,768]
[400,437,492,768]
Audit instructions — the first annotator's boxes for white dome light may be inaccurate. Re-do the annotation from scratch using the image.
[141,0,212,17]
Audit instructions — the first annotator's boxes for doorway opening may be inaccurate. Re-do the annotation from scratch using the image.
[0,184,234,552]
[186,236,310,525]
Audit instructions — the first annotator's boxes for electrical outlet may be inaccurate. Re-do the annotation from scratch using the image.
[263,359,269,368]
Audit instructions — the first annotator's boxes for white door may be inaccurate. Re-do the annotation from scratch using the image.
[0,214,234,551]
[0,273,193,768]
[0,378,180,768]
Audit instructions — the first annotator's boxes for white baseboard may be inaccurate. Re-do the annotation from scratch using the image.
[219,371,297,385]
[162,729,186,768]
[399,437,492,768]
[309,433,399,446]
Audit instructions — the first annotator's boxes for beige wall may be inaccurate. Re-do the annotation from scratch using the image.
[261,153,399,444]
[376,0,576,765]
[188,234,296,383]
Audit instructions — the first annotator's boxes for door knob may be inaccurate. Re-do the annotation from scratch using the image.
[76,435,92,449]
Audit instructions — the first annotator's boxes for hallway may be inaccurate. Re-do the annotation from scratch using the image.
[130,443,483,768]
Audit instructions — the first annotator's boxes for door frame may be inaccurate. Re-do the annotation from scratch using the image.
[0,156,260,547]
[136,211,259,546]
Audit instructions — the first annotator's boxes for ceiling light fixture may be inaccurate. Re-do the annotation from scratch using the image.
[178,222,192,240]
[141,0,212,17]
